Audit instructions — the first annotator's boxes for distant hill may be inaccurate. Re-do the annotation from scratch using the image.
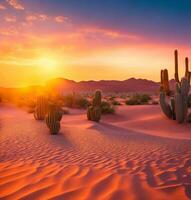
[46,78,161,94]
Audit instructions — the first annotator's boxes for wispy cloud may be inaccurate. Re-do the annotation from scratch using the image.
[55,16,69,23]
[0,27,18,36]
[0,4,6,10]
[4,16,17,22]
[6,0,24,10]
[26,14,49,22]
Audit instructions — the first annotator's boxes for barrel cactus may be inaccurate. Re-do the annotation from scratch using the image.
[87,90,102,122]
[34,96,48,120]
[45,104,62,135]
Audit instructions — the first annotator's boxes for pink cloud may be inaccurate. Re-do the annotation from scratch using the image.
[0,28,18,36]
[26,14,49,22]
[0,4,6,10]
[55,16,69,23]
[4,16,17,22]
[6,0,24,10]
[78,27,141,41]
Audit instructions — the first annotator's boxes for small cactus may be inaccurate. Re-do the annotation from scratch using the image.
[34,96,48,120]
[87,90,102,122]
[45,104,62,135]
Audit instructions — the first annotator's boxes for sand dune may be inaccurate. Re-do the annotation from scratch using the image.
[1,105,191,199]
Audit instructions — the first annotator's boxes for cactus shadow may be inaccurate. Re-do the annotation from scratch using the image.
[48,130,74,148]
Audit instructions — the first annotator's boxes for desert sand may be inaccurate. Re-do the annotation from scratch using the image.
[1,104,191,200]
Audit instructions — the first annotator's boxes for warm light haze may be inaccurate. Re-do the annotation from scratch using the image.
[1,0,191,87]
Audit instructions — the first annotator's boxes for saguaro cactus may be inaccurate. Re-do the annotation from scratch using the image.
[34,96,48,120]
[159,49,190,123]
[160,69,170,95]
[45,104,62,135]
[87,90,102,122]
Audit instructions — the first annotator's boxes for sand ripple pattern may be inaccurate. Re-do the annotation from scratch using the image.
[1,105,191,200]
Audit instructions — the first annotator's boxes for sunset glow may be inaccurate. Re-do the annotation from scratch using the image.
[1,0,191,87]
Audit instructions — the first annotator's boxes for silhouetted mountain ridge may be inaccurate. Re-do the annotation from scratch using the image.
[46,77,161,93]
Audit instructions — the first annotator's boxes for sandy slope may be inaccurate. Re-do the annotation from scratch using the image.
[1,105,191,200]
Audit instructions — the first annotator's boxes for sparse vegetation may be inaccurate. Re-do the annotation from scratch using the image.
[62,94,89,108]
[126,93,151,105]
[111,100,121,106]
[101,101,115,114]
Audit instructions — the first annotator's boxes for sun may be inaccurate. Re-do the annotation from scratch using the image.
[37,57,58,71]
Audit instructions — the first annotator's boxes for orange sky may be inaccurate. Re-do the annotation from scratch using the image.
[1,0,191,87]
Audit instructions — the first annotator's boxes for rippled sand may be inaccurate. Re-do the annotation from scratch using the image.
[1,105,191,200]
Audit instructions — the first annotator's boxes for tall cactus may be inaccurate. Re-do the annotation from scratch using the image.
[159,49,190,123]
[160,69,170,95]
[87,90,102,122]
[34,96,48,120]
[45,104,62,135]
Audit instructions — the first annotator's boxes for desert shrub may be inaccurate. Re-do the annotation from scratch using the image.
[62,95,74,107]
[151,100,158,105]
[101,101,115,114]
[120,94,127,99]
[109,96,116,101]
[126,93,151,105]
[62,94,89,108]
[111,100,121,106]
[75,96,89,108]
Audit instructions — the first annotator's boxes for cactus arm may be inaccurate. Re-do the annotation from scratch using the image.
[174,49,180,83]
[159,91,173,119]
[185,57,189,77]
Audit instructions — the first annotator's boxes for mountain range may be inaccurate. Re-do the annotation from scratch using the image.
[46,78,171,94]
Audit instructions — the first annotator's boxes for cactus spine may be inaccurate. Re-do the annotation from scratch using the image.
[34,96,48,120]
[87,90,102,122]
[45,104,62,135]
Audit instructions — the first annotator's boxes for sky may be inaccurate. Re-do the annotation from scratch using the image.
[1,0,191,87]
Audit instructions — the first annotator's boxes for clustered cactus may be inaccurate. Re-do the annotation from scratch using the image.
[160,50,191,123]
[34,95,62,134]
[87,90,102,122]
[45,104,62,135]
